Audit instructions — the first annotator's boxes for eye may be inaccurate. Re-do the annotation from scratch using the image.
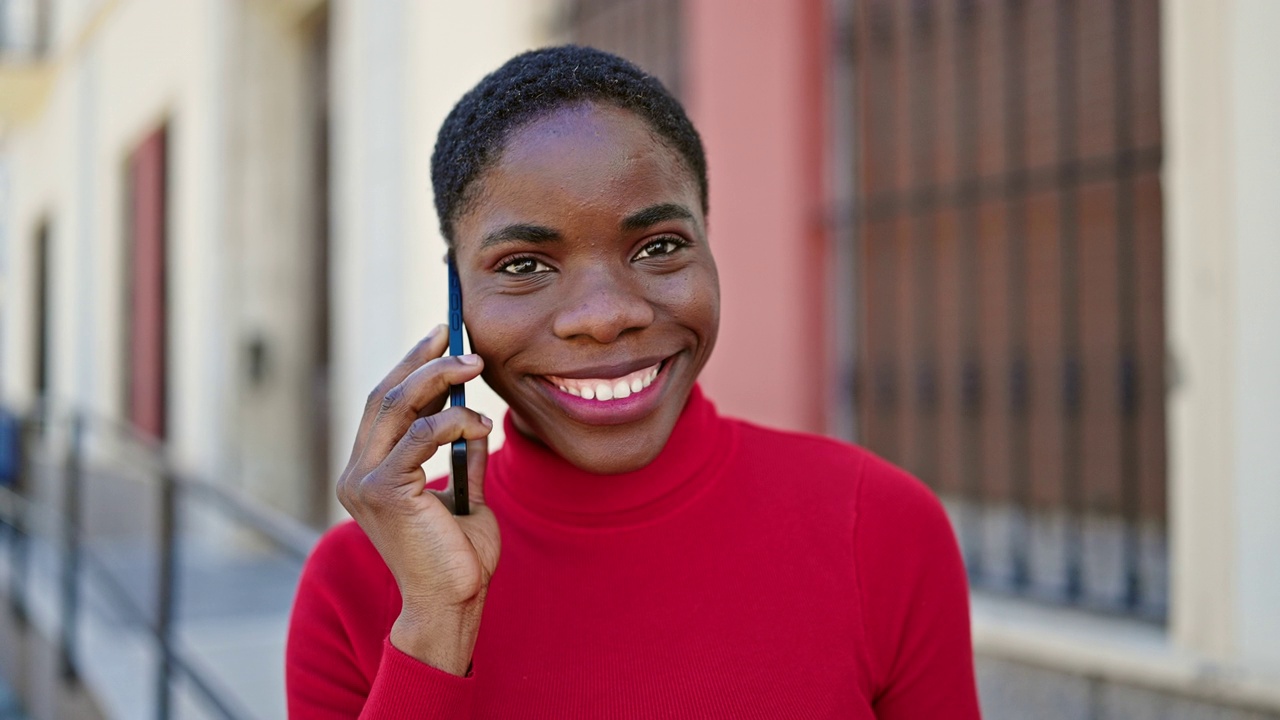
[497,256,553,275]
[632,236,689,261]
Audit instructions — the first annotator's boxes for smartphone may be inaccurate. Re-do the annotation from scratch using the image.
[446,253,470,516]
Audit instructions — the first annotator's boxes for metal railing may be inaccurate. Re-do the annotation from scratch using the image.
[0,404,321,720]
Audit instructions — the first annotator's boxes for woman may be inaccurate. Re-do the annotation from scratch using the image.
[287,46,980,718]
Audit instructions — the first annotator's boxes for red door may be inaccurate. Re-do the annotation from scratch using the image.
[126,127,168,440]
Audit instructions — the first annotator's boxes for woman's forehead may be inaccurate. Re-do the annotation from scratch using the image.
[499,103,652,162]
[458,104,702,238]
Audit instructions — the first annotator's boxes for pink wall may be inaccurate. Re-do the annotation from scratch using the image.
[684,0,829,434]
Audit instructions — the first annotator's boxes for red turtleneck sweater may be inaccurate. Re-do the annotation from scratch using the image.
[287,387,979,718]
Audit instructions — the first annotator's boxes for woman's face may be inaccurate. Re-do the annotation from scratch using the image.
[452,102,719,474]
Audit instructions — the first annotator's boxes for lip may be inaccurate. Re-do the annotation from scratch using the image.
[532,355,677,427]
[539,354,671,381]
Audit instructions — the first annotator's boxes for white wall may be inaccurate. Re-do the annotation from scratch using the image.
[221,0,327,518]
[1164,0,1238,663]
[0,0,335,518]
[2,0,229,483]
[2,0,567,524]
[92,0,228,476]
[1166,0,1280,670]
[1228,0,1280,674]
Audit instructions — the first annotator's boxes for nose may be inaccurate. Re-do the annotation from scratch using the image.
[552,265,655,343]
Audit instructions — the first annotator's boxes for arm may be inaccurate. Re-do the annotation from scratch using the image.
[854,458,981,719]
[286,524,478,718]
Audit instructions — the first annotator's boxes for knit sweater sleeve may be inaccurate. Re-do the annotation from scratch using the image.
[853,456,980,719]
[286,521,476,718]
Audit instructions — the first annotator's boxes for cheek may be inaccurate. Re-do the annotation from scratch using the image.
[651,266,721,341]
[464,293,546,365]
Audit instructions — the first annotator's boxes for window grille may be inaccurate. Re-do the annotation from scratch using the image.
[844,0,1167,621]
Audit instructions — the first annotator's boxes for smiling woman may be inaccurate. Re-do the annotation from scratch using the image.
[286,46,980,719]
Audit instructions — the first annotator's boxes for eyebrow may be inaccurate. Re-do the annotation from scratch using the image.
[479,223,561,250]
[477,203,695,250]
[620,203,695,232]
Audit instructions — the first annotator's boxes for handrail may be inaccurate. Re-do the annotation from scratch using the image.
[75,544,256,720]
[182,477,319,563]
[22,399,319,554]
[0,404,323,720]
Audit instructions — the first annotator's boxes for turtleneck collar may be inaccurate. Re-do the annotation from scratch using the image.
[487,385,735,529]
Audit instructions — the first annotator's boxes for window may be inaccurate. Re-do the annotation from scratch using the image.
[845,0,1166,620]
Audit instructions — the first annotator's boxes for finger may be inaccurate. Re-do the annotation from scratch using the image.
[380,406,493,480]
[427,487,456,515]
[464,433,489,506]
[359,354,485,473]
[349,326,448,464]
[458,503,501,580]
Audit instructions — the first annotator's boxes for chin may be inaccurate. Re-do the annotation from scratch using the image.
[556,433,667,475]
[505,384,687,475]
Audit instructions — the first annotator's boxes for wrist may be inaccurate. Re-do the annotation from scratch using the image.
[389,606,482,677]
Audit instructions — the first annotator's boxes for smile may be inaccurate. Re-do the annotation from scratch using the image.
[543,362,662,402]
[532,356,674,427]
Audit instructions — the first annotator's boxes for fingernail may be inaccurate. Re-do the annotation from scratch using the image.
[458,354,481,365]
[480,415,493,428]
[428,323,447,340]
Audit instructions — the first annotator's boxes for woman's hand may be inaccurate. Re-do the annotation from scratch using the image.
[336,325,499,676]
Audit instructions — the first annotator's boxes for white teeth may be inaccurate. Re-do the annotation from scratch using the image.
[547,361,664,403]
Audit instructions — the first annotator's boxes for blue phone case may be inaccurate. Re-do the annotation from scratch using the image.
[447,254,470,516]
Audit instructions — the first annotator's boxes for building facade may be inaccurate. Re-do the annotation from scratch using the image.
[0,0,554,526]
[1,0,1278,717]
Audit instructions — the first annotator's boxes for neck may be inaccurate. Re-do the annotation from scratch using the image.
[488,385,733,528]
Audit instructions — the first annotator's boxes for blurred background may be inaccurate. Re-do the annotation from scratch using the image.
[0,0,1276,718]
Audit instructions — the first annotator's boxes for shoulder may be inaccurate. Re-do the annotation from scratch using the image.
[720,418,952,544]
[724,416,956,553]
[727,418,933,506]
[853,452,955,548]
[310,517,378,557]
[294,519,398,634]
[290,520,398,678]
[302,519,388,587]
[288,522,400,709]
[718,417,974,703]
[841,449,970,693]
[727,418,871,478]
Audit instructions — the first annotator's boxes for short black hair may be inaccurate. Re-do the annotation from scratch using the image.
[431,45,708,244]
